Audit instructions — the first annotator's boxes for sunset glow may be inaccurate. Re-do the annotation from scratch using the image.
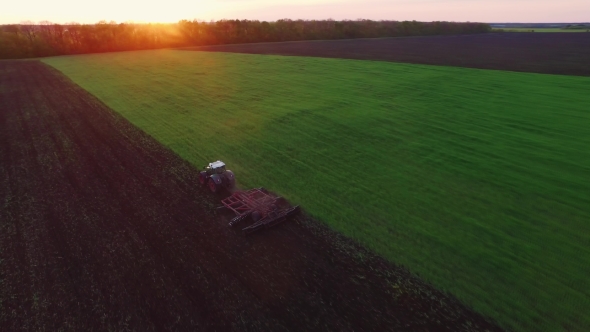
[2,0,589,24]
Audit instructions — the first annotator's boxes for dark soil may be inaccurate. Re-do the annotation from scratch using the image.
[183,32,590,76]
[0,60,502,331]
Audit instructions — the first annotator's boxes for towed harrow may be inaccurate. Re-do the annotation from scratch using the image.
[220,188,300,235]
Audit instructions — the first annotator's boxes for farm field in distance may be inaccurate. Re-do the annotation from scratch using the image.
[494,28,589,32]
[184,32,590,76]
[44,46,590,332]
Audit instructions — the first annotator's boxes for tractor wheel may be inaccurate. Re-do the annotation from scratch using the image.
[224,170,236,190]
[251,210,261,222]
[199,172,207,185]
[208,178,218,193]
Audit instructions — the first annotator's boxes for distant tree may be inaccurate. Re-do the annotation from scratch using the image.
[20,21,37,46]
[0,20,492,59]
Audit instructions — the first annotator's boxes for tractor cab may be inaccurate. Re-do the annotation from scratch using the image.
[206,160,226,175]
[200,160,235,193]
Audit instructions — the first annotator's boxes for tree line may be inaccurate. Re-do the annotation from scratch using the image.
[0,19,491,59]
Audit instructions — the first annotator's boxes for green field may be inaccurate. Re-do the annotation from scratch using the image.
[44,50,590,332]
[493,27,589,32]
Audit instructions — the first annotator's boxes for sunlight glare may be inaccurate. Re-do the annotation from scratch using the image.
[4,0,227,24]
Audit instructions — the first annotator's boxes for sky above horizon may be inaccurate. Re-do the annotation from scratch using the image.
[2,0,589,24]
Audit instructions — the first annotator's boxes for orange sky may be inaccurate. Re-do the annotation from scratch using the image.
[2,0,589,24]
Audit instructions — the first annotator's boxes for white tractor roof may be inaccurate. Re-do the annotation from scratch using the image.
[209,160,226,168]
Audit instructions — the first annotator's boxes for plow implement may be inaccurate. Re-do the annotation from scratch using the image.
[221,188,300,235]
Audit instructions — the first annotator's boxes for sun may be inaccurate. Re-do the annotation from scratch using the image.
[121,1,221,23]
[94,0,222,23]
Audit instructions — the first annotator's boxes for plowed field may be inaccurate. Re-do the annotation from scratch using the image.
[183,32,590,76]
[0,60,501,331]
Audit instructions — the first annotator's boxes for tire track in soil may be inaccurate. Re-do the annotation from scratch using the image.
[0,60,503,331]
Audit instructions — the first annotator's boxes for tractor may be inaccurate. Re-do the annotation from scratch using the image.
[199,160,236,193]
[199,161,300,234]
